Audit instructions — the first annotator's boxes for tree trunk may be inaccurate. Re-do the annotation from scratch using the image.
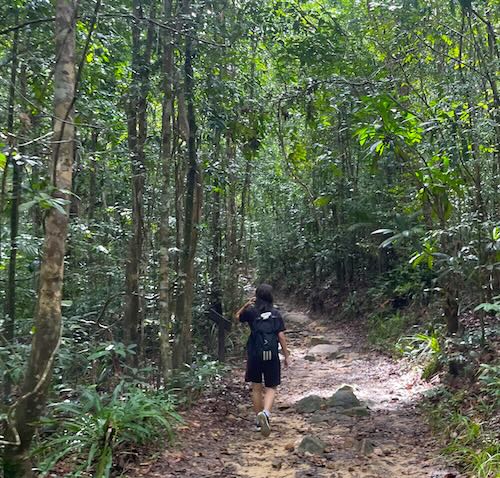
[159,0,175,383]
[123,0,154,361]
[210,134,223,306]
[239,154,252,269]
[2,15,20,404]
[225,133,239,314]
[88,130,99,222]
[172,0,201,368]
[3,0,76,474]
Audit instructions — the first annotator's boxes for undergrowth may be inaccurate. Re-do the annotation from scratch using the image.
[424,372,500,478]
[367,311,412,348]
[36,383,181,477]
[33,353,227,477]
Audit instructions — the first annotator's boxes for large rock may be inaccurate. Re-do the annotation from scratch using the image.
[298,435,327,455]
[326,385,361,409]
[284,311,311,324]
[309,410,356,426]
[309,410,340,423]
[341,406,370,417]
[307,343,341,359]
[296,395,324,413]
[308,335,332,346]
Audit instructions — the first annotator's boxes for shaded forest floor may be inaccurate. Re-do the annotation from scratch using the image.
[128,302,462,478]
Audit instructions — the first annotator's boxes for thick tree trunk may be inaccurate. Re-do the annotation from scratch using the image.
[159,0,175,383]
[3,1,76,474]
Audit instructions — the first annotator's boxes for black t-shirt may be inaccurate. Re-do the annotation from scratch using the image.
[240,306,285,357]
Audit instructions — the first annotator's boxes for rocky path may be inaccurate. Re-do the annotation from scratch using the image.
[129,302,461,478]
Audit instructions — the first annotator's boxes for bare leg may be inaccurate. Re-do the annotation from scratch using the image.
[251,382,264,414]
[263,386,277,413]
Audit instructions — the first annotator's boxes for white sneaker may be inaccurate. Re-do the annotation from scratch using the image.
[257,411,271,437]
[254,417,261,432]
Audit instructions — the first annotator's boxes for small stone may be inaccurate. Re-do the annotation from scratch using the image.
[296,395,324,413]
[355,438,376,455]
[298,435,327,455]
[285,442,295,451]
[272,459,282,470]
[295,470,321,478]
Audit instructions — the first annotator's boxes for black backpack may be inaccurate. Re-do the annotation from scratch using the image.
[251,312,279,361]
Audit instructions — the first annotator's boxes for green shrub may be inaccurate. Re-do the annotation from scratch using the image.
[36,383,181,477]
[169,353,228,405]
[425,388,500,478]
[367,311,409,348]
[478,364,500,402]
[397,330,443,379]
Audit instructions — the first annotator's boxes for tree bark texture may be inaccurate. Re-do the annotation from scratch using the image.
[225,134,239,314]
[159,0,175,383]
[172,0,201,368]
[2,16,20,404]
[123,0,154,359]
[3,1,76,474]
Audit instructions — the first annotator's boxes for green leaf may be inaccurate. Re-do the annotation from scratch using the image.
[371,228,393,235]
[313,195,332,207]
[474,303,500,313]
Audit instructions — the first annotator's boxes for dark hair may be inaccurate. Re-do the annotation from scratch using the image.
[255,283,273,313]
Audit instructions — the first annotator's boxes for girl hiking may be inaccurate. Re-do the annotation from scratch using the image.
[235,284,290,437]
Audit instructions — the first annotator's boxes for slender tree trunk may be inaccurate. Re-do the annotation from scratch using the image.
[2,16,20,404]
[210,134,223,306]
[239,154,252,268]
[123,1,154,361]
[225,133,239,314]
[159,0,175,382]
[88,130,99,222]
[3,1,76,474]
[173,0,200,368]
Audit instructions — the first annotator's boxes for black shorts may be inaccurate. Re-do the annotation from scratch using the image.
[245,355,281,387]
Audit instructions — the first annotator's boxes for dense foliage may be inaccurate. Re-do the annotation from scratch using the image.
[0,0,498,476]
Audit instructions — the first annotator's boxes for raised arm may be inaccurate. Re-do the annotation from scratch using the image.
[234,298,254,321]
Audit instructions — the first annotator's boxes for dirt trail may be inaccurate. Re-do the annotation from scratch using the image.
[130,302,461,478]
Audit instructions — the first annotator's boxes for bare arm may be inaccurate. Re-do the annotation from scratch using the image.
[234,298,254,321]
[278,331,291,367]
